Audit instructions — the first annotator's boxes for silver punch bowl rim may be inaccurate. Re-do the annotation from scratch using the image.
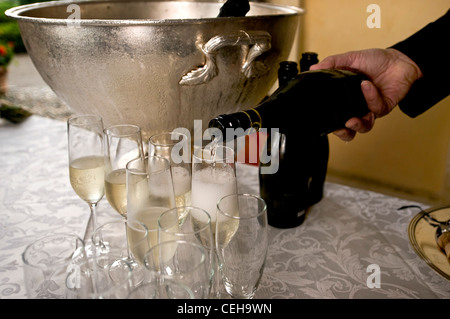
[5,0,304,26]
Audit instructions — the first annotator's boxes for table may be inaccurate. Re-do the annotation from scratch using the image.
[1,115,449,299]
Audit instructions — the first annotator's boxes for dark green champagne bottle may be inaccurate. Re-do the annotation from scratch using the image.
[209,63,369,228]
[298,52,329,211]
[259,53,330,228]
[209,68,369,137]
[260,60,309,227]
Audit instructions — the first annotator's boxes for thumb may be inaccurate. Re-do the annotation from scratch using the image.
[361,80,389,117]
[309,59,335,70]
[310,51,362,71]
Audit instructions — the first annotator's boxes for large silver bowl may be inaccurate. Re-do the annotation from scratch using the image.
[6,0,302,139]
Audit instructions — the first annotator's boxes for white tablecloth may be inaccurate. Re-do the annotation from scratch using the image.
[1,115,449,299]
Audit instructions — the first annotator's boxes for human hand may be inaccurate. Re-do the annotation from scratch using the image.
[310,48,423,141]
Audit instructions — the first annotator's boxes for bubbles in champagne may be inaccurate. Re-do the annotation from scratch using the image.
[69,155,105,204]
[172,166,192,207]
[105,168,127,217]
[191,166,237,222]
[216,196,239,247]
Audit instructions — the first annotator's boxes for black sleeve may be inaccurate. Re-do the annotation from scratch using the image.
[390,9,450,118]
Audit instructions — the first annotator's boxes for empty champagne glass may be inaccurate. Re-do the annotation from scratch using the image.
[216,193,268,299]
[22,233,93,299]
[89,262,133,299]
[158,206,215,295]
[149,131,192,208]
[91,219,150,287]
[67,114,104,245]
[144,240,210,299]
[126,155,176,249]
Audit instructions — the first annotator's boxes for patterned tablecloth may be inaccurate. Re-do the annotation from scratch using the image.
[1,115,449,299]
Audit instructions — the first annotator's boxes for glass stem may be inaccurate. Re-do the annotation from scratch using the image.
[88,203,98,237]
[212,250,223,298]
[124,219,132,260]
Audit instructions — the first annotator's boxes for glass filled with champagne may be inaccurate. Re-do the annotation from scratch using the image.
[126,155,176,251]
[104,124,144,218]
[191,144,237,226]
[103,124,145,280]
[67,114,104,245]
[191,144,237,297]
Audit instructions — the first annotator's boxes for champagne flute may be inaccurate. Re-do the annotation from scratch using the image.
[148,131,192,208]
[91,219,150,289]
[216,193,268,299]
[104,124,144,218]
[191,144,237,297]
[158,206,215,296]
[144,240,210,299]
[126,155,176,250]
[191,144,237,224]
[67,114,104,245]
[103,124,144,279]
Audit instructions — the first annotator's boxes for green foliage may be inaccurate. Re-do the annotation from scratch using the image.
[0,1,17,23]
[0,21,24,52]
[0,103,32,123]
[0,0,79,55]
[0,0,27,53]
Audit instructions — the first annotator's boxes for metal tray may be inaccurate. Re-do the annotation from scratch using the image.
[408,206,450,281]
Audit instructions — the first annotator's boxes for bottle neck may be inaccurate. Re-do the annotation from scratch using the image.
[208,102,270,141]
[208,109,260,141]
[278,61,299,87]
[300,52,319,72]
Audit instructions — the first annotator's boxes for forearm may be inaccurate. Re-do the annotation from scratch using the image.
[390,9,450,117]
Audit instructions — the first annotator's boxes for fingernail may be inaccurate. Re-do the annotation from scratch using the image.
[334,131,352,142]
[361,80,371,92]
[346,120,358,131]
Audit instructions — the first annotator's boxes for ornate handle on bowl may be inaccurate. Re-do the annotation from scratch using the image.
[179,30,272,86]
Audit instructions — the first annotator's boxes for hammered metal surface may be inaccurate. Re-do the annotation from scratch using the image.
[6,0,302,140]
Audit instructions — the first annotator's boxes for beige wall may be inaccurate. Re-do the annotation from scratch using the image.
[268,0,450,204]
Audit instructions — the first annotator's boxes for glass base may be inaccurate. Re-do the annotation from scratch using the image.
[84,243,96,258]
[223,281,256,299]
[108,257,144,286]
